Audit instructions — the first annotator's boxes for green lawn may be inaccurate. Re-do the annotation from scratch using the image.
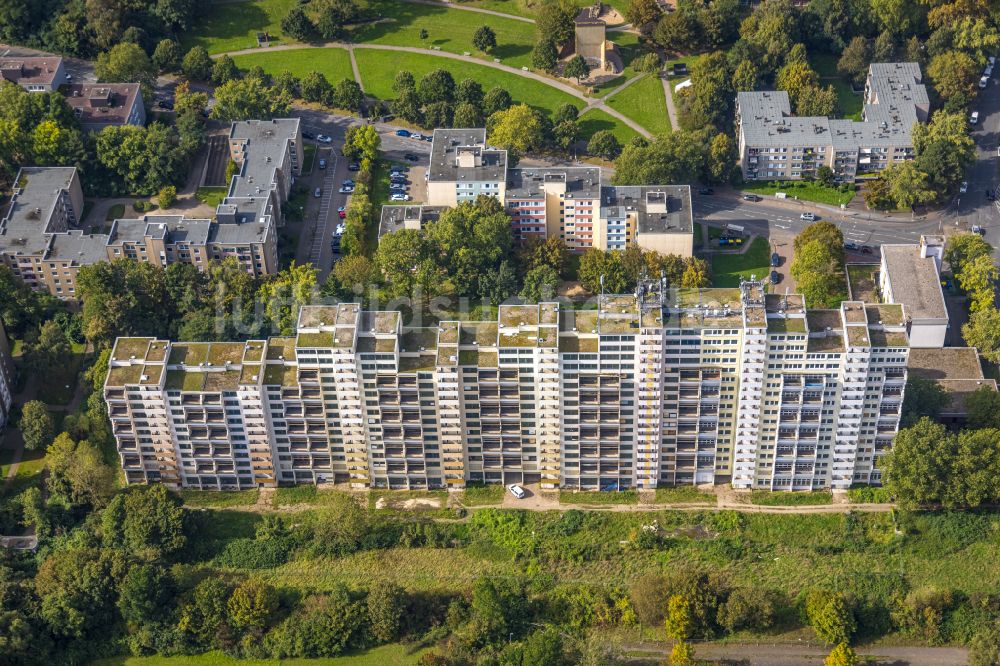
[231,47,354,84]
[196,187,229,208]
[352,0,537,69]
[605,74,670,135]
[178,489,260,509]
[452,0,538,19]
[591,30,644,96]
[578,108,639,145]
[92,644,430,666]
[750,491,834,506]
[105,203,125,221]
[302,143,317,173]
[741,181,855,207]
[461,484,504,506]
[711,236,771,287]
[652,486,715,504]
[811,53,863,120]
[182,0,299,54]
[560,490,639,505]
[353,48,579,117]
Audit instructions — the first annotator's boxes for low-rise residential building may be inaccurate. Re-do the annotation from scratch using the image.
[65,83,145,132]
[0,321,14,431]
[0,56,66,92]
[106,279,909,492]
[736,63,928,182]
[1,119,299,298]
[907,347,997,428]
[879,236,948,348]
[416,130,694,255]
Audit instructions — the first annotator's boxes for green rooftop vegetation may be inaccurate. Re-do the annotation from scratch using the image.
[498,330,538,348]
[165,369,207,392]
[437,346,458,366]
[169,343,210,366]
[459,323,498,346]
[676,288,741,309]
[399,354,437,373]
[847,327,871,347]
[106,364,145,387]
[847,263,879,303]
[437,322,459,345]
[242,342,266,363]
[870,329,908,348]
[458,350,498,367]
[598,316,639,334]
[767,317,807,334]
[499,305,537,328]
[807,335,845,354]
[263,364,298,387]
[145,341,168,362]
[296,331,336,348]
[267,337,297,361]
[401,328,439,353]
[112,338,152,362]
[538,326,557,348]
[867,304,905,327]
[559,336,599,354]
[560,309,599,332]
[207,342,245,366]
[140,365,163,384]
[203,370,242,392]
[240,364,262,384]
[539,303,559,325]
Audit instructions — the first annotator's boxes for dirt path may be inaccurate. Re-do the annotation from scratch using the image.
[215,43,652,137]
[623,640,967,666]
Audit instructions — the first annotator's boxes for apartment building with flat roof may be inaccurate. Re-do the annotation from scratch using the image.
[65,83,145,132]
[879,236,948,348]
[0,57,66,92]
[106,277,909,491]
[410,130,695,255]
[0,321,13,431]
[736,63,928,182]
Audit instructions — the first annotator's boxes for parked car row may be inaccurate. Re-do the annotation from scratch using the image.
[389,166,410,202]
[395,129,433,143]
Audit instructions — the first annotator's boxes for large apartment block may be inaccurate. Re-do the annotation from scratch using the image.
[106,279,909,492]
[417,129,693,255]
[736,63,928,182]
[0,120,299,297]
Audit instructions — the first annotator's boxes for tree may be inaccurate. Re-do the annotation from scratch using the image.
[282,6,315,41]
[19,401,54,452]
[228,578,279,634]
[553,120,581,149]
[804,590,855,646]
[322,255,377,299]
[101,484,186,557]
[343,124,380,162]
[965,386,1000,429]
[944,233,992,276]
[175,82,209,117]
[95,42,155,92]
[367,580,404,643]
[28,319,70,377]
[881,161,936,209]
[927,51,979,101]
[532,39,558,72]
[453,102,483,128]
[46,432,115,508]
[588,130,622,160]
[418,69,455,105]
[118,563,174,627]
[392,89,423,125]
[964,306,1000,363]
[478,259,518,304]
[212,77,292,121]
[488,104,546,155]
[182,46,213,81]
[315,0,359,39]
[731,60,758,92]
[901,376,949,426]
[881,418,956,509]
[473,25,497,53]
[520,265,560,302]
[625,0,662,32]
[717,587,777,633]
[825,643,859,666]
[796,85,838,117]
[664,594,694,640]
[393,70,415,94]
[333,79,364,111]
[681,257,711,287]
[633,52,662,74]
[957,253,999,314]
[301,71,333,104]
[376,229,429,298]
[35,548,117,639]
[483,86,513,116]
[152,39,183,73]
[654,10,701,53]
[95,124,190,196]
[456,78,484,106]
[178,577,233,648]
[564,55,591,83]
[793,221,845,264]
[554,103,579,125]
[669,641,696,666]
[211,55,239,84]
[817,165,836,187]
[158,185,177,209]
[838,36,873,87]
[536,0,577,46]
[522,628,567,665]
[970,625,1000,666]
[424,101,453,128]
[257,262,318,335]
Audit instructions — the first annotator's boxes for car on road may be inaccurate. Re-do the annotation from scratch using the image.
[318,159,327,170]
[972,225,986,235]
[980,75,989,89]
[960,181,969,194]
[800,212,816,221]
[314,187,322,198]
[971,111,980,124]
[390,184,407,192]
[348,162,360,171]
[342,179,355,187]
[390,193,409,201]
[422,135,433,142]
[507,484,526,499]
[405,153,419,161]
[411,133,425,141]
[316,134,333,144]
[844,242,860,251]
[770,270,781,285]
[338,186,354,194]
[338,206,346,219]
[395,129,411,137]
[156,99,174,110]
[743,194,762,202]
[698,187,714,195]
[302,131,315,140]
[860,245,874,255]
[335,223,345,235]
[770,252,781,267]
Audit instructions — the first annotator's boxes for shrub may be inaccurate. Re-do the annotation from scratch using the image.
[718,587,779,633]
[158,185,177,208]
[634,52,662,73]
[804,590,856,645]
[216,537,292,569]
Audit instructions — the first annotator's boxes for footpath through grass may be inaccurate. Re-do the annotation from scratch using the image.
[605,74,670,135]
[750,491,834,506]
[710,236,771,287]
[741,180,855,207]
[93,644,429,666]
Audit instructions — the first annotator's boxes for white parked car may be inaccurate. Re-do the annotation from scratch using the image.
[800,212,816,221]
[316,134,333,144]
[960,181,969,194]
[971,111,980,124]
[338,186,354,194]
[986,65,994,78]
[980,75,989,89]
[990,56,997,66]
[507,484,525,499]
[390,193,409,201]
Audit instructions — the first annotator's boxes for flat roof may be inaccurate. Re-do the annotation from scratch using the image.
[0,167,78,257]
[428,128,507,183]
[378,205,446,238]
[65,83,142,128]
[47,230,108,264]
[603,185,693,235]
[907,347,984,381]
[506,167,601,200]
[881,244,947,321]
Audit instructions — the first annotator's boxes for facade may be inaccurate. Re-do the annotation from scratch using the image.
[418,130,694,255]
[574,3,608,70]
[1,120,299,298]
[879,236,948,348]
[106,281,909,492]
[65,83,145,132]
[736,63,929,182]
[0,321,14,431]
[0,57,66,92]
